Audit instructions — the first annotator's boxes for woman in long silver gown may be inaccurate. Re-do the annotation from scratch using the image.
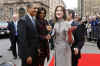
[52,5,73,66]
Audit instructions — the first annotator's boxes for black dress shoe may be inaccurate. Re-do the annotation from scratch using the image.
[13,57,17,60]
[8,48,12,51]
[0,55,2,58]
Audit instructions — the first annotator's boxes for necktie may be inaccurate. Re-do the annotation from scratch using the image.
[32,18,36,28]
[14,22,18,36]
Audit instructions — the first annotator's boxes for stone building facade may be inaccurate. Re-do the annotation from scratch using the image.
[78,0,100,16]
[0,0,64,21]
[49,0,64,19]
[0,0,49,21]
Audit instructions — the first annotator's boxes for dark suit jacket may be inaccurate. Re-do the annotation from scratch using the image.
[48,19,55,29]
[71,22,86,59]
[8,21,17,40]
[96,21,100,40]
[96,21,100,49]
[17,15,40,59]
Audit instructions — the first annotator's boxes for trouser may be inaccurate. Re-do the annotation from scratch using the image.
[72,50,80,66]
[49,37,54,50]
[97,39,100,49]
[38,55,46,66]
[72,55,79,66]
[10,36,18,58]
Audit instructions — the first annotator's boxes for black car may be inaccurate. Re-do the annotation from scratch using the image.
[0,21,10,37]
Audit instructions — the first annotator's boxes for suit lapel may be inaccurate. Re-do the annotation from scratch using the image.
[25,15,36,31]
[12,22,16,31]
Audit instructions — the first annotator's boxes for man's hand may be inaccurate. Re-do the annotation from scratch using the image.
[45,34,51,40]
[37,49,40,56]
[26,56,32,64]
[74,48,79,55]
[71,26,77,31]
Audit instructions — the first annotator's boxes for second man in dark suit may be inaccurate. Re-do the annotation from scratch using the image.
[8,14,19,59]
[67,9,85,66]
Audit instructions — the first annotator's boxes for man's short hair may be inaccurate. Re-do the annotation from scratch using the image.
[18,8,26,17]
[18,8,25,13]
[67,9,75,19]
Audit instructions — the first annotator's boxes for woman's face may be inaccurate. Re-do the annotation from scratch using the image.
[39,10,45,19]
[56,7,64,19]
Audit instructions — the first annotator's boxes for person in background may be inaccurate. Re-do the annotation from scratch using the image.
[72,15,81,26]
[52,5,73,66]
[48,19,55,50]
[86,16,92,41]
[91,16,98,41]
[96,16,100,49]
[18,7,26,18]
[8,14,19,59]
[36,7,51,66]
[17,7,26,58]
[18,3,40,66]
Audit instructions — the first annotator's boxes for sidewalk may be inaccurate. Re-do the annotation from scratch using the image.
[0,39,54,66]
[0,39,100,66]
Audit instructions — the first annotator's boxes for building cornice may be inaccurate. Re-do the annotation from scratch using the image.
[3,1,49,8]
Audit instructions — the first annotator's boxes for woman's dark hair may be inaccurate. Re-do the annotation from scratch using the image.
[54,5,67,22]
[36,7,46,19]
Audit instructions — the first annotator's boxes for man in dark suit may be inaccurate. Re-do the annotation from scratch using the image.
[8,14,19,59]
[67,9,85,66]
[71,22,86,66]
[18,7,26,18]
[17,3,40,66]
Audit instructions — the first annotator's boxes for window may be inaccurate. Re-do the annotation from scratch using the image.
[0,8,4,17]
[9,8,13,17]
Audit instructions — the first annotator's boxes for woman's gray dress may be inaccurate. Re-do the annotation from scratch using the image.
[53,20,72,66]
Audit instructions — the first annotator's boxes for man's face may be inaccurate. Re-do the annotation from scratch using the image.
[74,16,79,22]
[13,15,18,22]
[66,11,72,20]
[27,6,36,16]
[34,7,38,16]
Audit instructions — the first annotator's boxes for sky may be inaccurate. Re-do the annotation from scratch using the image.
[63,0,78,9]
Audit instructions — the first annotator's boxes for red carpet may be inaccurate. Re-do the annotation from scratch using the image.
[49,54,100,66]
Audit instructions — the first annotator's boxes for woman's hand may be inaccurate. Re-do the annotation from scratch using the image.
[46,25,52,31]
[26,56,32,64]
[45,34,51,40]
